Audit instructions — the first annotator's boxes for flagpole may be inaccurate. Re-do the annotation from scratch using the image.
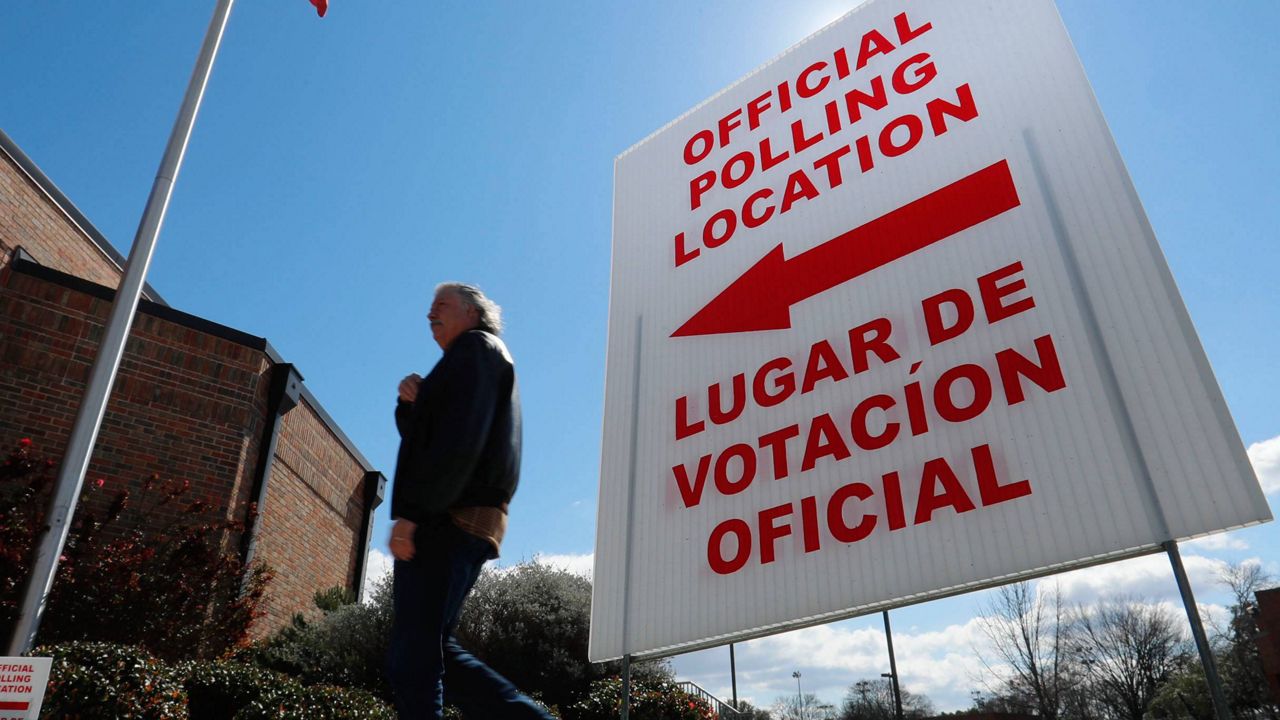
[6,0,237,656]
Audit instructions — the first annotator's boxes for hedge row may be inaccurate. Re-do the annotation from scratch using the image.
[35,641,394,719]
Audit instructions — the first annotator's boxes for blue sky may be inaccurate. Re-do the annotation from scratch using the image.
[3,0,1277,712]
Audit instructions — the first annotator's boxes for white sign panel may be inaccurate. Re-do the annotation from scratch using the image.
[590,0,1271,661]
[0,657,51,720]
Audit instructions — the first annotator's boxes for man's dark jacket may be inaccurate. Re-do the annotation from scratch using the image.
[391,329,521,524]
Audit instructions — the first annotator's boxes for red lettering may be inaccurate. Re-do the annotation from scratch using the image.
[856,29,895,70]
[675,395,704,439]
[753,357,795,408]
[933,363,993,423]
[759,137,790,171]
[718,108,743,147]
[800,495,821,553]
[673,454,711,508]
[780,169,820,213]
[927,83,979,136]
[758,503,794,564]
[674,232,700,268]
[813,144,851,189]
[828,482,876,543]
[882,470,906,531]
[978,261,1035,324]
[684,129,714,165]
[891,53,936,94]
[801,340,850,393]
[797,61,831,98]
[758,424,800,480]
[914,456,976,524]
[690,170,716,211]
[879,113,924,158]
[801,413,852,471]
[851,394,899,450]
[742,188,776,229]
[708,519,751,574]
[844,75,888,124]
[703,208,737,248]
[893,11,933,44]
[922,288,975,346]
[722,151,755,190]
[747,91,773,130]
[714,443,756,496]
[848,317,900,373]
[973,443,1031,506]
[996,334,1067,404]
[709,373,746,425]
[790,116,824,154]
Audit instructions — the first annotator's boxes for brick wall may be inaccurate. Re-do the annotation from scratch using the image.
[0,262,375,637]
[1257,587,1280,703]
[0,264,270,540]
[0,149,122,288]
[253,397,371,630]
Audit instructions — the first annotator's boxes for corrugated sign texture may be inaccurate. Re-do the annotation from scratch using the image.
[590,0,1271,661]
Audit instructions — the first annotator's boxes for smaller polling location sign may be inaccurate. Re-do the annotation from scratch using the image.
[0,657,51,720]
[589,0,1272,661]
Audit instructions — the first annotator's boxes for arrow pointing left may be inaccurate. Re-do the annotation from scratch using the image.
[672,159,1022,338]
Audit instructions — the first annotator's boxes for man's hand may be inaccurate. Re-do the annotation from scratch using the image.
[398,373,423,403]
[389,517,417,561]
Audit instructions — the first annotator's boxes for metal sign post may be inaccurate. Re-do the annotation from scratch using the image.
[1165,540,1232,720]
[5,0,236,656]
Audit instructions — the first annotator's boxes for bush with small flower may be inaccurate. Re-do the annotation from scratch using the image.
[0,437,270,661]
[567,676,719,720]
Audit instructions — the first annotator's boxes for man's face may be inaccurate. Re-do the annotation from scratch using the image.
[428,289,479,350]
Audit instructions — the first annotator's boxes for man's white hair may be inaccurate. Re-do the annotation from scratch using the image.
[436,282,503,335]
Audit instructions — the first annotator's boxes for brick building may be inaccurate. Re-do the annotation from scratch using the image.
[0,128,384,635]
[1257,587,1280,703]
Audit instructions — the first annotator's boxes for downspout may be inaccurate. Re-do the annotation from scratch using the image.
[353,470,386,602]
[240,362,303,575]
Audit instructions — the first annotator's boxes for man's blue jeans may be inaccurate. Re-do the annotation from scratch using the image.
[388,522,554,719]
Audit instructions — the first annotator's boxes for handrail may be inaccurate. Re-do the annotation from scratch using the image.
[676,680,746,719]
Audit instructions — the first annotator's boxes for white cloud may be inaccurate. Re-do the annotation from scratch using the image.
[530,552,594,578]
[672,553,1253,713]
[1247,434,1280,494]
[1185,532,1249,551]
[362,548,393,602]
[1043,552,1229,606]
[673,617,998,713]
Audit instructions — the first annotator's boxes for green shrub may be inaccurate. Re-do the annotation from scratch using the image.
[181,658,395,719]
[229,681,395,720]
[566,676,716,720]
[182,659,279,720]
[456,562,671,710]
[37,641,188,720]
[237,574,394,700]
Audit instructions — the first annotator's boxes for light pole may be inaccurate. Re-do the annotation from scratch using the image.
[793,670,804,720]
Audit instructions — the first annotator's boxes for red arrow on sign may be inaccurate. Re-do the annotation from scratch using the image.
[671,159,1022,338]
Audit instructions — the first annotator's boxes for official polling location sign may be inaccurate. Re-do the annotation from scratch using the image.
[590,0,1272,661]
[0,657,50,720]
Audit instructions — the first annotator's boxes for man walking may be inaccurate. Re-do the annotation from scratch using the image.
[387,282,552,719]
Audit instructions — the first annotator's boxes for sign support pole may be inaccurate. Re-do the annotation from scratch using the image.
[619,316,643,720]
[6,0,236,657]
[729,642,738,711]
[1164,540,1231,720]
[882,611,904,720]
[621,654,632,720]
